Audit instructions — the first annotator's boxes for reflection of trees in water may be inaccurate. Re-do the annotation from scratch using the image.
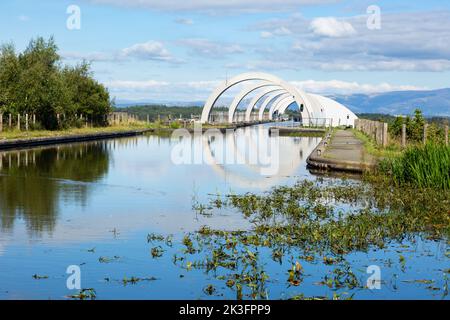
[0,141,110,235]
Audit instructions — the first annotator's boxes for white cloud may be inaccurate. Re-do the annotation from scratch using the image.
[175,18,194,25]
[260,26,292,38]
[104,79,221,101]
[179,38,243,58]
[260,31,273,38]
[103,78,428,101]
[18,15,30,22]
[62,51,113,62]
[105,80,170,90]
[290,80,427,95]
[250,11,450,72]
[89,0,338,13]
[62,41,182,64]
[309,17,356,38]
[120,41,173,61]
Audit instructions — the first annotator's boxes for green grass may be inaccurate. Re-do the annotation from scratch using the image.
[352,129,402,158]
[380,143,450,189]
[0,121,247,141]
[0,123,153,141]
[279,131,325,138]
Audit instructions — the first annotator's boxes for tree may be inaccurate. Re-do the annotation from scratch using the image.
[0,43,20,114]
[407,109,426,142]
[0,36,112,130]
[389,116,404,138]
[62,62,111,126]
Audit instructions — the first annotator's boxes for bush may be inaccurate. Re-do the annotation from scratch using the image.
[170,121,181,129]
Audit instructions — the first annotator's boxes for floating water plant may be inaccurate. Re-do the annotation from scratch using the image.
[151,246,164,258]
[67,288,96,300]
[98,256,120,263]
[180,177,449,299]
[121,276,157,285]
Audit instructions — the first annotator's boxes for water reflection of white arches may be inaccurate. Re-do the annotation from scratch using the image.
[201,126,320,189]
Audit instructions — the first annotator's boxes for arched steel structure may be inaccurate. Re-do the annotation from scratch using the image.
[277,98,297,114]
[201,72,314,123]
[244,88,285,122]
[228,82,282,123]
[258,92,289,121]
[201,72,358,126]
[270,96,295,120]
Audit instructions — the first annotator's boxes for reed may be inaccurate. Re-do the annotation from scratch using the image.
[380,143,450,189]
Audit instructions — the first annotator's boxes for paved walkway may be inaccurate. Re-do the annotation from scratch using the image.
[307,129,376,173]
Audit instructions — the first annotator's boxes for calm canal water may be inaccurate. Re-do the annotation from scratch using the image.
[0,124,448,299]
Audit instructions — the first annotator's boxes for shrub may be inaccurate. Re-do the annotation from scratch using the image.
[170,121,181,129]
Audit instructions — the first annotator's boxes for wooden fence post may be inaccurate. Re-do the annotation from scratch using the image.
[445,125,449,146]
[382,122,388,147]
[9,114,12,128]
[402,124,406,148]
[17,114,20,131]
[423,123,428,145]
[25,114,29,131]
[0,113,3,132]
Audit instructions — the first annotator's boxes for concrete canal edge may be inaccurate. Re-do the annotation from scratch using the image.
[269,127,326,136]
[306,129,377,174]
[0,129,152,151]
[0,122,271,151]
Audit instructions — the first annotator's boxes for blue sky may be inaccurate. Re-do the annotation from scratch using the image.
[2,0,450,102]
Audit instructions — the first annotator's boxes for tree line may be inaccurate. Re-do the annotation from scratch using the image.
[0,37,112,130]
[360,110,449,144]
[114,105,229,121]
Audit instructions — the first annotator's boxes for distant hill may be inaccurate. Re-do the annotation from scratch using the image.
[329,88,450,117]
[116,88,450,117]
[115,99,204,108]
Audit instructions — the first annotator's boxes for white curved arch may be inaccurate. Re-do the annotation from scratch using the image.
[201,72,314,123]
[258,92,290,121]
[269,95,293,120]
[244,88,286,122]
[276,97,296,115]
[308,93,358,127]
[228,82,282,123]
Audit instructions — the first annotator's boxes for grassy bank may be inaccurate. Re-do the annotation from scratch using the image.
[0,123,152,141]
[352,129,402,158]
[0,121,244,141]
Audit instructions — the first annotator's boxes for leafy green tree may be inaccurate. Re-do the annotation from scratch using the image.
[407,109,426,142]
[62,62,111,126]
[389,116,404,137]
[0,43,20,114]
[0,36,111,130]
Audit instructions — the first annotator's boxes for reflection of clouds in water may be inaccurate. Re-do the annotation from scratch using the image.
[1,205,250,247]
[110,135,174,178]
[0,127,318,247]
[203,125,320,189]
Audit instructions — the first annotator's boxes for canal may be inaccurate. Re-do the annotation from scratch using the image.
[0,124,448,299]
